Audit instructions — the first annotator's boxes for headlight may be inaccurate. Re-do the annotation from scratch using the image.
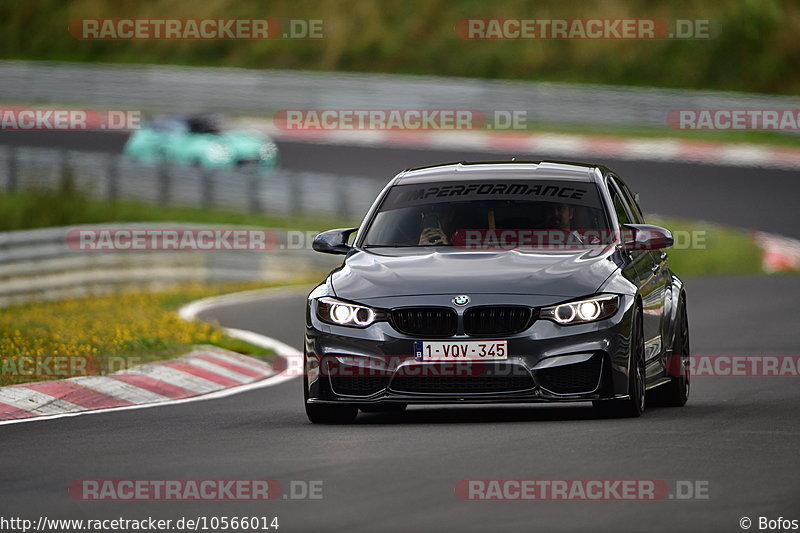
[207,143,232,163]
[259,143,277,160]
[540,294,620,325]
[316,297,383,328]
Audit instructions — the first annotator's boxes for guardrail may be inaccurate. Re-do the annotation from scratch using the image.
[0,223,341,307]
[2,60,799,129]
[0,142,374,307]
[0,145,384,219]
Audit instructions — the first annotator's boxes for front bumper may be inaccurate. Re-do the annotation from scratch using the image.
[304,294,636,406]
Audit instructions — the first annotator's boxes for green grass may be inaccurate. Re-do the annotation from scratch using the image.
[0,187,357,232]
[650,216,764,276]
[0,280,310,387]
[1,0,799,95]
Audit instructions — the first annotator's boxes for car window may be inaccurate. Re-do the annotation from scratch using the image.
[613,176,645,224]
[607,178,633,227]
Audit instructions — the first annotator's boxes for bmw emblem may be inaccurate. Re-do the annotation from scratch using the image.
[452,295,470,306]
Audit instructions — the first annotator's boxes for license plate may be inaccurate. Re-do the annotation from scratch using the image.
[414,340,508,361]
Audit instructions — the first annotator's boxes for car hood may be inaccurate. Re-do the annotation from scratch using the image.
[331,247,620,300]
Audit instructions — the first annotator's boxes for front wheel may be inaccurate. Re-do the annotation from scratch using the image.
[649,295,690,407]
[594,305,645,418]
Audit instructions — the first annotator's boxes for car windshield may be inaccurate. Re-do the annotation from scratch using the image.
[362,179,612,250]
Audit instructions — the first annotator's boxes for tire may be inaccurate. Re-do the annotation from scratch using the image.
[360,403,407,413]
[305,403,359,424]
[649,295,690,407]
[593,305,646,418]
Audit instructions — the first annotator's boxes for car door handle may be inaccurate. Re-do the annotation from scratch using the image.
[659,251,668,261]
[651,263,661,273]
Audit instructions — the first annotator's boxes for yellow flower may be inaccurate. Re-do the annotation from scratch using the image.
[0,280,280,386]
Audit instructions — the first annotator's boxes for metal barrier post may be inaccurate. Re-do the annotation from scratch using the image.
[107,154,119,200]
[248,173,262,213]
[201,168,214,208]
[7,145,17,192]
[158,163,171,205]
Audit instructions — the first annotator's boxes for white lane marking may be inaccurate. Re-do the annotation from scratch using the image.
[0,287,306,426]
[72,376,170,404]
[623,139,682,160]
[529,134,587,154]
[124,365,224,394]
[0,387,84,415]
[199,350,274,375]
[330,129,389,144]
[184,358,252,383]
[223,327,303,387]
[222,326,301,358]
[427,131,491,150]
[720,145,771,164]
[178,286,307,321]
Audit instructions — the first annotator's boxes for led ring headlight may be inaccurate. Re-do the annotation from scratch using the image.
[331,304,353,324]
[555,304,576,323]
[352,307,375,326]
[577,301,601,321]
[317,297,381,328]
[541,294,619,326]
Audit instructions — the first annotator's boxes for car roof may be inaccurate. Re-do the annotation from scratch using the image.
[394,160,606,185]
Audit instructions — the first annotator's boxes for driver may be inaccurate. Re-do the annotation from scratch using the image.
[543,202,593,246]
[418,206,454,245]
[544,202,574,230]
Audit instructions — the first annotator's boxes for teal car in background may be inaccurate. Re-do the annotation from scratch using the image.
[124,115,279,173]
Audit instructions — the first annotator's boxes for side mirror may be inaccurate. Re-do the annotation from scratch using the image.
[621,224,673,251]
[312,228,358,255]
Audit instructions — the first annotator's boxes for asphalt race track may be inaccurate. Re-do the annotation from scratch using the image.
[2,134,799,532]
